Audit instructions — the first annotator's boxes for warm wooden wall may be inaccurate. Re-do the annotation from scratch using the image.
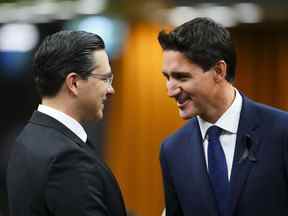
[104,22,288,216]
[232,23,288,107]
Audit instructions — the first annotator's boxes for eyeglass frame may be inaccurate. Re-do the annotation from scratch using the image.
[88,73,114,86]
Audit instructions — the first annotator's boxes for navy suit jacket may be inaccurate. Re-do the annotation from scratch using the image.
[160,96,288,216]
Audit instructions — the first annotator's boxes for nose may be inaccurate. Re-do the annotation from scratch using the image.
[106,84,115,96]
[166,79,181,97]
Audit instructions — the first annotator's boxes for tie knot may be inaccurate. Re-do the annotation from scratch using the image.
[207,126,222,141]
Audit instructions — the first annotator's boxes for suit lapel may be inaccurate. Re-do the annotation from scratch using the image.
[29,111,85,147]
[30,111,127,214]
[184,119,218,214]
[229,97,261,215]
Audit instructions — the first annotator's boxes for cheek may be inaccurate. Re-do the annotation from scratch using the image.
[181,81,197,94]
[91,84,104,97]
[188,77,212,93]
[97,83,107,94]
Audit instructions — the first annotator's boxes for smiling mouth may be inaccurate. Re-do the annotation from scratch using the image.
[176,92,191,107]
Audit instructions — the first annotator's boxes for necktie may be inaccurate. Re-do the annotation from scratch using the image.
[207,126,229,216]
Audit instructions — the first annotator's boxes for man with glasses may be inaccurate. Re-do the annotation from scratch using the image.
[7,30,127,216]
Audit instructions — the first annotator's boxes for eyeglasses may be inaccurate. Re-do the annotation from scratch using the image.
[89,73,113,86]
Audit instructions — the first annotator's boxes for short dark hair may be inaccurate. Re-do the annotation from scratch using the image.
[158,17,236,82]
[33,30,105,97]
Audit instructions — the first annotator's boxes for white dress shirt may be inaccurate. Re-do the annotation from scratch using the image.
[38,104,87,143]
[197,89,242,180]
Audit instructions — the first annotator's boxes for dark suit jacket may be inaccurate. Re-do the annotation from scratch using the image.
[160,96,288,216]
[7,111,127,216]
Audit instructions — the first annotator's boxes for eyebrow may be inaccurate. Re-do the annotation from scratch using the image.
[90,71,113,78]
[162,71,191,77]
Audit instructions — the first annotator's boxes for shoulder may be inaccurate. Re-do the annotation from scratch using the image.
[245,97,288,123]
[8,121,91,180]
[240,96,288,138]
[164,118,196,140]
[16,122,82,159]
[160,118,198,152]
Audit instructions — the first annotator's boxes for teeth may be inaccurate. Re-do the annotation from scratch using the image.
[177,92,190,104]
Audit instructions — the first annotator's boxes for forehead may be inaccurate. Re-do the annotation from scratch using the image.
[92,50,111,74]
[162,50,195,73]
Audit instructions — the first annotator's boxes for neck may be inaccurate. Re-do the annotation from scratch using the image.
[200,84,235,123]
[41,97,82,123]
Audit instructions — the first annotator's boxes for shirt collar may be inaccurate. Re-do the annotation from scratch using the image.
[37,104,87,143]
[197,88,243,139]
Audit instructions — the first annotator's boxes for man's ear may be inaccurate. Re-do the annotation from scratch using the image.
[64,72,80,96]
[214,60,227,83]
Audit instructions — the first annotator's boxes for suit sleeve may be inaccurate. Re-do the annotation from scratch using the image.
[160,143,184,216]
[45,149,108,216]
[284,130,288,181]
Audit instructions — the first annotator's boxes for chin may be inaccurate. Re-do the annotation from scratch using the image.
[179,115,193,120]
[179,109,196,120]
[96,110,103,120]
[85,111,103,122]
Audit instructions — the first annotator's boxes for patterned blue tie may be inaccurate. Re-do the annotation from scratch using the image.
[207,126,229,216]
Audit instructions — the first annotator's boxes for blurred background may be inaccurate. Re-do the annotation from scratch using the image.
[0,0,288,215]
